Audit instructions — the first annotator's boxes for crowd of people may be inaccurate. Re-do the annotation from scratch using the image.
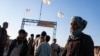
[0,16,94,56]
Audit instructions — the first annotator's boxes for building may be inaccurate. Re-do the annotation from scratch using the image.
[94,46,100,56]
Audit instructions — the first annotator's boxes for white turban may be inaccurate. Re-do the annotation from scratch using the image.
[71,16,87,30]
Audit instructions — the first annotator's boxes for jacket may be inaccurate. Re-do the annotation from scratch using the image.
[62,33,94,56]
[7,39,28,56]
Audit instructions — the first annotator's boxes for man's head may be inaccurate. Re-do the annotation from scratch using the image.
[31,34,34,38]
[18,29,26,39]
[70,16,87,36]
[41,31,47,37]
[36,34,40,38]
[45,35,50,42]
[3,22,8,29]
[53,38,57,44]
[40,31,47,42]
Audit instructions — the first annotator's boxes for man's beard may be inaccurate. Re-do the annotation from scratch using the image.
[70,28,82,37]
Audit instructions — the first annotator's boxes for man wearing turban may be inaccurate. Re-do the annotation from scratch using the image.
[62,16,94,56]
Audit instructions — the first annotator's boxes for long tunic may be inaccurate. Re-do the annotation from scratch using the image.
[51,43,59,56]
[36,42,51,56]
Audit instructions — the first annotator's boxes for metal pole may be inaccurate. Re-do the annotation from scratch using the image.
[53,22,57,38]
[39,0,43,21]
[21,18,25,29]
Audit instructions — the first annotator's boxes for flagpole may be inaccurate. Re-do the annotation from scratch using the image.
[39,0,43,21]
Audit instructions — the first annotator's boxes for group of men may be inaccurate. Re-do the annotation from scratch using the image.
[0,16,94,56]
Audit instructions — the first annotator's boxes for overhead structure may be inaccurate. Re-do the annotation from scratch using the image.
[21,18,57,38]
[21,0,57,38]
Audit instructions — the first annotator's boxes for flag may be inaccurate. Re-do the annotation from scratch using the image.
[26,9,32,13]
[57,11,64,18]
[42,0,51,5]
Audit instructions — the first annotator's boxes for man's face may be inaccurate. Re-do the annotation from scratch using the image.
[53,39,56,44]
[40,36,45,42]
[70,21,78,32]
[4,23,8,29]
[19,33,25,39]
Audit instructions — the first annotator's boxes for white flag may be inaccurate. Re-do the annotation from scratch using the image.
[42,0,51,5]
[57,11,64,18]
[26,9,32,13]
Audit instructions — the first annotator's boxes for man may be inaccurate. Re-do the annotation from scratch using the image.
[62,16,94,56]
[7,29,28,56]
[34,31,47,56]
[0,22,9,56]
[36,35,51,56]
[51,38,60,56]
[28,34,35,56]
[34,34,40,48]
[34,34,40,56]
[40,31,47,43]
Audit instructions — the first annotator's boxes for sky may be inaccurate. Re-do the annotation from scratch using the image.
[0,0,100,47]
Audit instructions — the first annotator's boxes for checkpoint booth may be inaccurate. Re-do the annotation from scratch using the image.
[21,18,57,38]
